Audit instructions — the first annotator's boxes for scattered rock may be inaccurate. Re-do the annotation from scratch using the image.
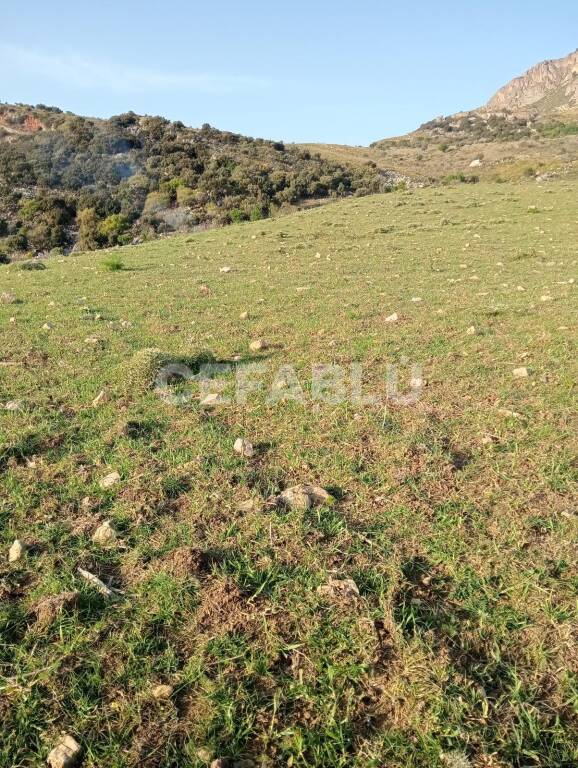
[200,393,221,408]
[4,400,22,411]
[498,408,522,419]
[47,734,82,768]
[385,312,398,323]
[233,438,255,458]
[317,577,360,603]
[99,471,120,490]
[249,338,267,352]
[0,291,17,304]
[92,520,117,546]
[151,684,174,700]
[239,311,249,320]
[8,539,26,563]
[513,367,529,378]
[91,389,108,407]
[272,485,332,511]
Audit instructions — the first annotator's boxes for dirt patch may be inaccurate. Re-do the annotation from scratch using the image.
[31,590,78,630]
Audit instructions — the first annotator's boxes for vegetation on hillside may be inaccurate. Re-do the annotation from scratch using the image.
[0,103,393,259]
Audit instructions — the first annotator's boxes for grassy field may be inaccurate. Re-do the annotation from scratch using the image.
[1,179,577,767]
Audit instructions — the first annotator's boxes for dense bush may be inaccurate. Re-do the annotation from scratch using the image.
[0,103,391,255]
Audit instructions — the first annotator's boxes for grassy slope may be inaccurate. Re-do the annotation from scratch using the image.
[1,180,577,768]
[300,134,578,183]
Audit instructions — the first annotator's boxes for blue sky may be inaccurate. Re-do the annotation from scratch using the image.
[2,1,577,144]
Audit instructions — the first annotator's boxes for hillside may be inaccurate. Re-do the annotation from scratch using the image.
[1,179,576,767]
[487,49,578,114]
[0,103,394,259]
[304,50,578,184]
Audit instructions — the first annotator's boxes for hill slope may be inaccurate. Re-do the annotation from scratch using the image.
[1,179,576,766]
[487,49,578,114]
[305,50,578,183]
[0,103,394,259]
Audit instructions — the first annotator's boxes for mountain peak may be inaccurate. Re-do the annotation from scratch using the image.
[486,49,578,114]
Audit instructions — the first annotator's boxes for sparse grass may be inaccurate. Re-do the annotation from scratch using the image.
[0,180,576,767]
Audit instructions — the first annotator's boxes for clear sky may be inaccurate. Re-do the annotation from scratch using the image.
[2,1,577,145]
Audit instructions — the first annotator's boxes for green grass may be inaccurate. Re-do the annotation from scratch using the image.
[0,180,577,767]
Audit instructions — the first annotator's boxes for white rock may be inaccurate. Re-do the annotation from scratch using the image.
[92,521,117,546]
[513,367,529,379]
[466,326,476,335]
[219,266,232,273]
[99,471,120,490]
[239,311,249,320]
[469,158,482,168]
[42,323,53,331]
[410,297,423,303]
[91,390,108,407]
[385,312,398,323]
[77,567,115,598]
[4,400,22,411]
[249,338,267,352]
[8,539,25,563]
[234,438,255,458]
[317,577,360,602]
[274,485,332,511]
[540,295,552,302]
[151,683,174,700]
[47,734,82,768]
[200,393,221,408]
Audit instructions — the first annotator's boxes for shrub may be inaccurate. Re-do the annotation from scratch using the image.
[19,260,46,271]
[101,253,124,271]
[229,208,247,224]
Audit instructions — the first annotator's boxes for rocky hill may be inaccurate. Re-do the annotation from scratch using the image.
[487,49,578,115]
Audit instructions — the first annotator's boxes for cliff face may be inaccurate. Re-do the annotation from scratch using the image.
[487,49,578,113]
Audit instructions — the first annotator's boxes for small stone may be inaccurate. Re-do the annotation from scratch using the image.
[219,266,232,273]
[8,539,26,563]
[239,311,249,320]
[151,684,174,700]
[317,577,360,603]
[4,400,22,411]
[92,521,117,546]
[273,485,332,511]
[498,408,521,418]
[385,312,398,323]
[200,393,220,408]
[47,734,82,768]
[238,499,255,512]
[466,326,476,335]
[84,336,101,345]
[99,471,120,490]
[513,367,529,378]
[249,338,267,352]
[410,297,423,303]
[91,389,108,407]
[42,323,53,331]
[540,295,552,302]
[233,438,255,458]
[0,291,17,304]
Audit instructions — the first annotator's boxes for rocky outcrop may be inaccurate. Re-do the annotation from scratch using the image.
[487,49,578,114]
